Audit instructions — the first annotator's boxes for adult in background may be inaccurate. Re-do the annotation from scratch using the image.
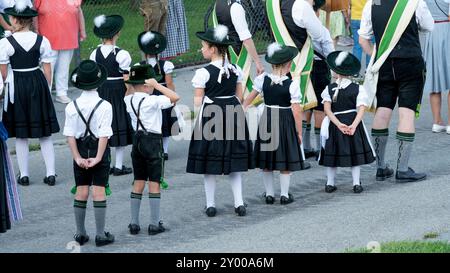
[140,0,168,34]
[160,0,189,60]
[422,0,450,134]
[34,0,87,104]
[350,0,370,67]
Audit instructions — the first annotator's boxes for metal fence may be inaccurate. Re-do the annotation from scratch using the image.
[79,0,273,68]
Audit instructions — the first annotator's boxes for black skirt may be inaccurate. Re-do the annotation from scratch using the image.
[0,141,11,233]
[2,70,60,138]
[161,106,180,137]
[319,112,375,167]
[97,80,134,147]
[186,97,254,175]
[254,107,304,171]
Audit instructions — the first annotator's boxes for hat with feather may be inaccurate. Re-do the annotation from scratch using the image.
[195,25,234,46]
[327,51,361,76]
[4,0,37,18]
[137,31,167,55]
[93,14,124,39]
[265,42,298,65]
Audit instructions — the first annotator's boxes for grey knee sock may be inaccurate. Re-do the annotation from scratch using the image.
[302,121,312,150]
[372,129,389,169]
[149,193,161,226]
[314,127,321,151]
[93,200,107,237]
[130,192,142,225]
[74,200,87,236]
[396,132,415,172]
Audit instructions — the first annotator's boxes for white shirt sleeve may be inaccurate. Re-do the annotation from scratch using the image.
[40,36,55,63]
[156,95,172,110]
[416,0,434,32]
[116,50,132,72]
[314,26,335,57]
[230,2,252,41]
[253,73,266,93]
[62,104,78,137]
[358,0,374,40]
[97,102,114,138]
[192,68,210,89]
[289,81,302,104]
[89,50,96,61]
[321,86,332,103]
[163,61,175,74]
[0,75,4,94]
[356,85,369,107]
[0,38,13,64]
[235,65,243,83]
[292,0,329,43]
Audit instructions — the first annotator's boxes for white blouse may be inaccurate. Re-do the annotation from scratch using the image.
[146,57,175,74]
[89,45,132,72]
[321,78,369,108]
[192,60,243,89]
[253,73,302,104]
[0,31,54,64]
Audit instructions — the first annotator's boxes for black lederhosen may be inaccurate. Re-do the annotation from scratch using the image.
[311,59,331,112]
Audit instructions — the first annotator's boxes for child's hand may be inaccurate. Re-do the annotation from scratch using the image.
[145,78,158,88]
[75,157,89,169]
[297,132,303,144]
[338,123,349,134]
[347,125,357,136]
[87,157,101,168]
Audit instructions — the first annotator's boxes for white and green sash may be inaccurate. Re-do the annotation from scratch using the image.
[363,0,420,114]
[266,0,317,110]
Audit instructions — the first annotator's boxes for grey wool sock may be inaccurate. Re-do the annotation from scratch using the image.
[314,127,321,151]
[372,129,389,169]
[302,121,312,150]
[149,193,161,226]
[74,200,87,236]
[396,132,415,172]
[130,192,142,225]
[93,200,107,237]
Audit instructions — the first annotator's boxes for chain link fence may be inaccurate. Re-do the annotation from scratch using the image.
[79,0,273,68]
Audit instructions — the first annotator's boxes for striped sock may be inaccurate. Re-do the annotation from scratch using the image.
[130,192,142,225]
[149,193,161,226]
[74,200,87,236]
[93,200,107,237]
[396,132,415,172]
[372,129,389,169]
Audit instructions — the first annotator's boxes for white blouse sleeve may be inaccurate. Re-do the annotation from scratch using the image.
[356,85,369,107]
[289,81,302,104]
[116,49,132,72]
[192,68,210,89]
[235,65,244,83]
[89,50,96,61]
[0,38,14,64]
[358,0,374,40]
[163,61,175,74]
[62,103,78,137]
[252,73,266,93]
[40,36,55,63]
[230,3,252,41]
[321,86,332,103]
[97,102,114,138]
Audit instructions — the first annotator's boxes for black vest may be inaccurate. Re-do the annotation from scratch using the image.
[327,82,359,113]
[7,35,42,69]
[215,0,243,53]
[95,47,123,78]
[372,0,422,59]
[204,64,238,98]
[262,76,293,107]
[281,0,308,50]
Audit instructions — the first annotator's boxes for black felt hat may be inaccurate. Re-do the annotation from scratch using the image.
[125,64,158,85]
[4,0,38,18]
[70,60,108,90]
[138,31,167,55]
[196,25,234,46]
[327,51,361,76]
[93,15,124,39]
[265,43,299,65]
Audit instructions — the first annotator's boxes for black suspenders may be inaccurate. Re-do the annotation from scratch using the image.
[130,96,147,132]
[73,99,104,140]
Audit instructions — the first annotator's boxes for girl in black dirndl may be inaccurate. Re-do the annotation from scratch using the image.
[137,30,180,160]
[319,51,375,194]
[91,14,134,176]
[243,43,304,205]
[0,2,59,187]
[187,25,253,217]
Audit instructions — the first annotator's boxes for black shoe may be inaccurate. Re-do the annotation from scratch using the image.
[376,165,394,181]
[164,153,169,160]
[262,192,275,204]
[205,207,217,217]
[304,149,318,159]
[43,175,56,186]
[128,224,141,235]
[73,234,89,246]
[111,166,133,176]
[353,184,364,194]
[17,176,29,186]
[395,167,427,183]
[300,161,311,170]
[325,185,337,193]
[148,221,166,235]
[234,205,246,216]
[95,232,115,247]
[280,194,294,205]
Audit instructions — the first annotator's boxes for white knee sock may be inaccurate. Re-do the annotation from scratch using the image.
[351,166,361,186]
[263,171,274,197]
[15,138,29,178]
[280,173,291,198]
[229,172,244,208]
[327,167,337,186]
[204,175,216,208]
[162,137,169,154]
[114,147,124,169]
[39,137,56,176]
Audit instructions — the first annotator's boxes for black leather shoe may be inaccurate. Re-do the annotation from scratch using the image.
[74,234,89,246]
[205,207,216,217]
[164,153,169,160]
[111,166,133,176]
[353,185,364,194]
[148,221,166,235]
[300,161,311,170]
[95,232,115,247]
[234,205,246,216]
[128,224,141,235]
[280,194,294,205]
[17,176,29,186]
[43,175,56,186]
[325,185,337,193]
[262,192,275,204]
[304,149,318,159]
[376,165,394,181]
[396,167,426,183]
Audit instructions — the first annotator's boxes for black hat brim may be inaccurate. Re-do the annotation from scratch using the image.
[4,7,38,18]
[137,31,167,55]
[195,31,235,46]
[70,63,108,90]
[93,15,124,39]
[327,51,361,76]
[265,46,299,65]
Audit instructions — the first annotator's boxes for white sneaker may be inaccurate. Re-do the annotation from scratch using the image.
[55,95,72,104]
[432,124,447,133]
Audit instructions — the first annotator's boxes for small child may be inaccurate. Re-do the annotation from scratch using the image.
[64,60,115,247]
[243,43,304,205]
[124,64,179,235]
[318,51,375,194]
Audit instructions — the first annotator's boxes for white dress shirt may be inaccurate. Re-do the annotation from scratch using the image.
[321,78,369,107]
[292,0,332,45]
[124,92,172,134]
[230,2,252,41]
[358,0,435,40]
[0,31,54,64]
[253,73,302,104]
[313,26,335,60]
[192,60,243,88]
[89,45,132,72]
[63,91,113,139]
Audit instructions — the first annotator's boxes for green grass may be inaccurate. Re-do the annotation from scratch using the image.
[348,241,450,253]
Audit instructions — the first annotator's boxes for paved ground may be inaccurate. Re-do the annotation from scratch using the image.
[1,58,450,253]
